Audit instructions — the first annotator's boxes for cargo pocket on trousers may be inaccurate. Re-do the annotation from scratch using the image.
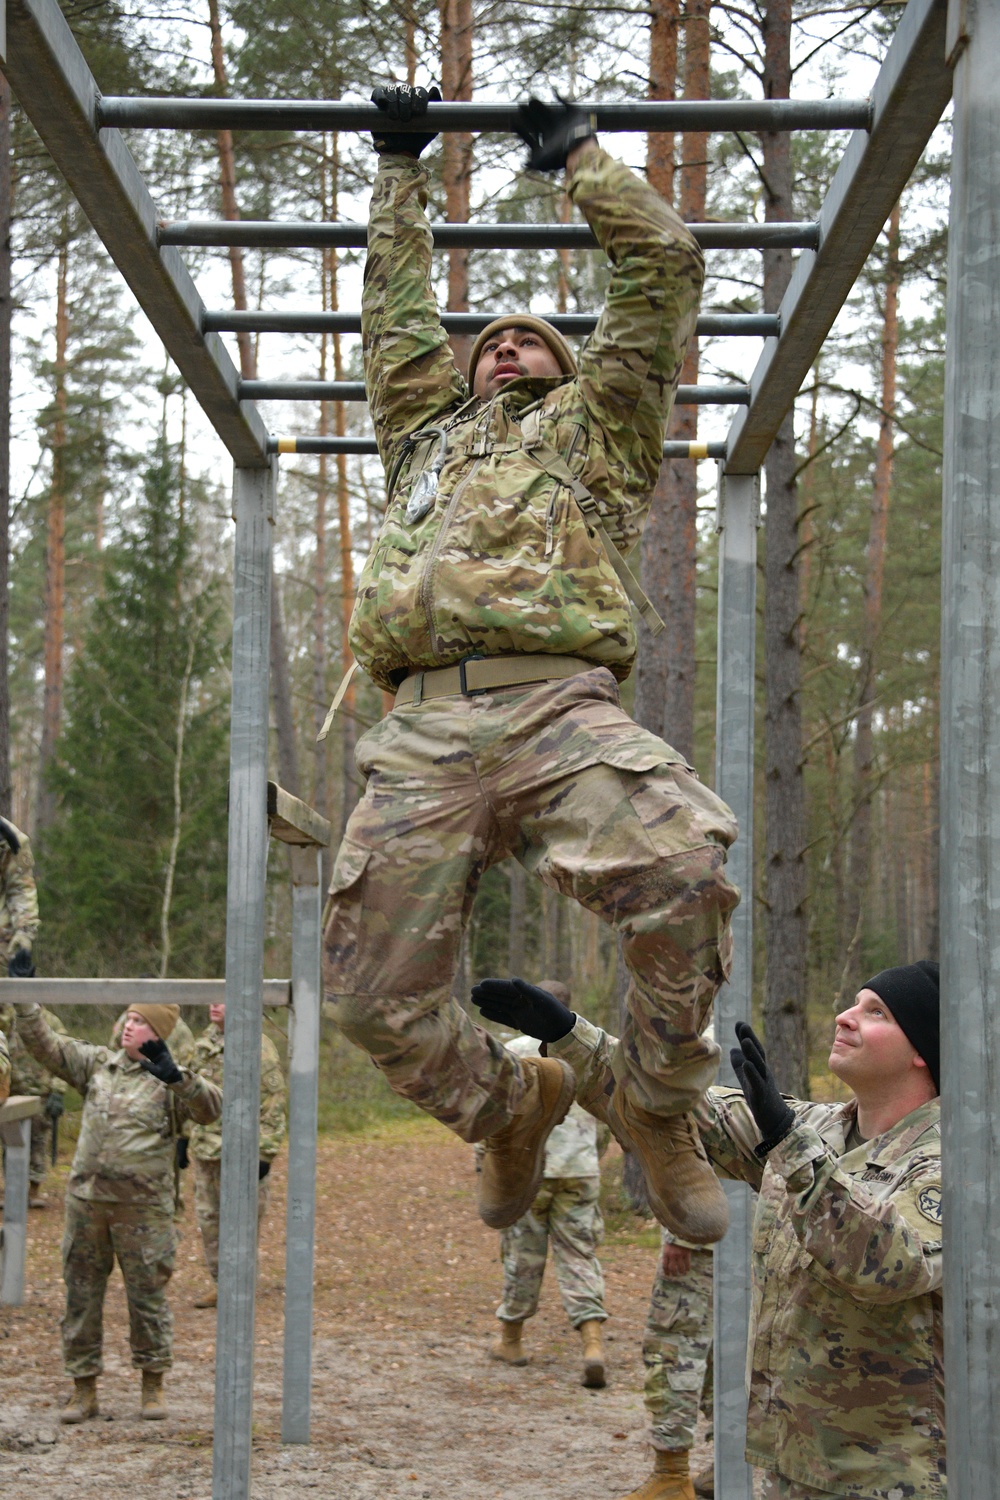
[322,837,373,991]
[596,742,738,855]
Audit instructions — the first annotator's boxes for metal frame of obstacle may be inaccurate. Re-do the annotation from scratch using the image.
[0,0,985,1493]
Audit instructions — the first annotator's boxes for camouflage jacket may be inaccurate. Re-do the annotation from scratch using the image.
[352,147,704,691]
[14,1002,221,1214]
[0,821,39,960]
[0,1025,9,1103]
[0,1002,69,1097]
[186,1021,287,1162]
[549,1016,944,1499]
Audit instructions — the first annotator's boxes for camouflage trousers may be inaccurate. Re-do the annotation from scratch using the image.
[325,669,738,1141]
[644,1243,714,1451]
[192,1156,271,1281]
[497,1174,606,1328]
[28,1111,51,1186]
[61,1193,176,1377]
[761,1477,855,1499]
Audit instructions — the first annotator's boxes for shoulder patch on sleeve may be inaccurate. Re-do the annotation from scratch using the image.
[917,1184,943,1225]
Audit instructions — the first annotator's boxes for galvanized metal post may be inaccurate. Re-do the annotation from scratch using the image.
[0,1114,32,1304]
[712,468,759,1500]
[281,844,322,1444]
[212,461,275,1500]
[940,0,1000,1492]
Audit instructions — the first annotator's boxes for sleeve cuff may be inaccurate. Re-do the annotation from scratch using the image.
[766,1120,830,1184]
[548,1014,603,1068]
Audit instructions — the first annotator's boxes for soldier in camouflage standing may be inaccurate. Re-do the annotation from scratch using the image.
[11,998,220,1423]
[478,968,944,1500]
[0,814,39,975]
[0,1000,68,1207]
[187,1000,286,1309]
[481,983,609,1387]
[324,84,738,1249]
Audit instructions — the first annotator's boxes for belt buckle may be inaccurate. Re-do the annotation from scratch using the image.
[458,652,489,697]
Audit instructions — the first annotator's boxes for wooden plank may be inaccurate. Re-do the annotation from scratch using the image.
[267,782,332,847]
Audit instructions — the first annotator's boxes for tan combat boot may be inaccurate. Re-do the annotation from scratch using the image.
[619,1449,695,1500]
[490,1319,529,1366]
[60,1375,99,1424]
[477,1056,575,1229]
[140,1369,168,1420]
[579,1319,606,1388]
[606,1085,728,1245]
[692,1460,714,1497]
[194,1285,218,1309]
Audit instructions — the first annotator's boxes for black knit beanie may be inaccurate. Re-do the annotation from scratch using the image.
[862,960,940,1091]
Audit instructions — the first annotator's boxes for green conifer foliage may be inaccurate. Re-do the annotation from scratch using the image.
[36,443,230,978]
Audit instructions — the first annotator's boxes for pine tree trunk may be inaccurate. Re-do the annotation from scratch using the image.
[842,203,901,995]
[439,0,473,370]
[38,232,69,830]
[0,77,11,820]
[207,0,301,798]
[761,0,808,1094]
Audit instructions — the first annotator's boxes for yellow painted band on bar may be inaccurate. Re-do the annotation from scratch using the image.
[689,442,710,459]
[277,437,297,454]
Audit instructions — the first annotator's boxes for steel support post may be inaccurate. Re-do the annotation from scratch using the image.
[281,845,322,1444]
[712,469,759,1500]
[212,462,276,1500]
[0,1114,31,1305]
[940,0,1000,1492]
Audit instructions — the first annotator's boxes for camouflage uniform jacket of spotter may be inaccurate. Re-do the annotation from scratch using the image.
[0,1024,9,1101]
[0,1002,69,1098]
[14,1003,221,1213]
[353,147,705,691]
[186,1021,287,1162]
[549,1016,944,1499]
[0,820,39,960]
[506,1034,600,1177]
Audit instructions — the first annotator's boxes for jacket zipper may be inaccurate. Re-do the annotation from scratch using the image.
[545,423,585,559]
[417,454,484,658]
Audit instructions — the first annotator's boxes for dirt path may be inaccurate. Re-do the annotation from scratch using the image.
[1,1121,711,1499]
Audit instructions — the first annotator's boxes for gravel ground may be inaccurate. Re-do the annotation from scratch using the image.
[0,1122,714,1499]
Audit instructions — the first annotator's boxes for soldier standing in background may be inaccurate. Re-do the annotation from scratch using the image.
[187,1000,286,1309]
[483,983,609,1388]
[0,814,39,974]
[622,1232,714,1500]
[12,999,221,1423]
[0,1001,68,1207]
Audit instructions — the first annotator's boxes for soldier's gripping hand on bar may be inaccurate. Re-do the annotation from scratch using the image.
[516,95,598,172]
[370,82,442,157]
[472,978,576,1045]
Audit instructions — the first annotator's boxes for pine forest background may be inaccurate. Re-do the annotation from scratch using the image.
[0,0,947,1120]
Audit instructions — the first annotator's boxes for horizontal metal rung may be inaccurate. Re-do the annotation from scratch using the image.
[160,219,822,252]
[207,310,778,338]
[102,97,872,135]
[270,436,728,459]
[244,380,749,405]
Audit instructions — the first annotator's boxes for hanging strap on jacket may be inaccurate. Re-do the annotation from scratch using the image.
[526,438,665,638]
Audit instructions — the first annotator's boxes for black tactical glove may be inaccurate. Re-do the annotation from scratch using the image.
[471,977,576,1044]
[0,816,20,854]
[730,1021,796,1158]
[7,948,35,978]
[44,1091,64,1120]
[370,83,442,156]
[138,1037,183,1086]
[175,1136,190,1170]
[516,95,598,172]
[258,1159,271,1181]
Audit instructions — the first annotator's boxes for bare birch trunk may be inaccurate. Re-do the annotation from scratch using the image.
[841,203,901,995]
[439,0,473,370]
[160,631,197,976]
[38,232,69,830]
[761,0,809,1093]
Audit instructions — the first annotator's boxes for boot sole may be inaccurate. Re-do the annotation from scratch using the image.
[606,1098,729,1245]
[479,1060,576,1230]
[582,1359,606,1389]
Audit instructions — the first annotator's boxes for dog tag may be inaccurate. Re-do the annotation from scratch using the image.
[405,468,438,524]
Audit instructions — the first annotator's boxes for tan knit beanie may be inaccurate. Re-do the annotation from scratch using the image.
[468,315,578,385]
[128,1003,180,1041]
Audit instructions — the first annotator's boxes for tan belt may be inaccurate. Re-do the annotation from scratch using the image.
[394,654,595,707]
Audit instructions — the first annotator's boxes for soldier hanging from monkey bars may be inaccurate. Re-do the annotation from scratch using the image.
[323,84,738,1245]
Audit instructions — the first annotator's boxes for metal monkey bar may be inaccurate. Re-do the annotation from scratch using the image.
[0,0,985,1497]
